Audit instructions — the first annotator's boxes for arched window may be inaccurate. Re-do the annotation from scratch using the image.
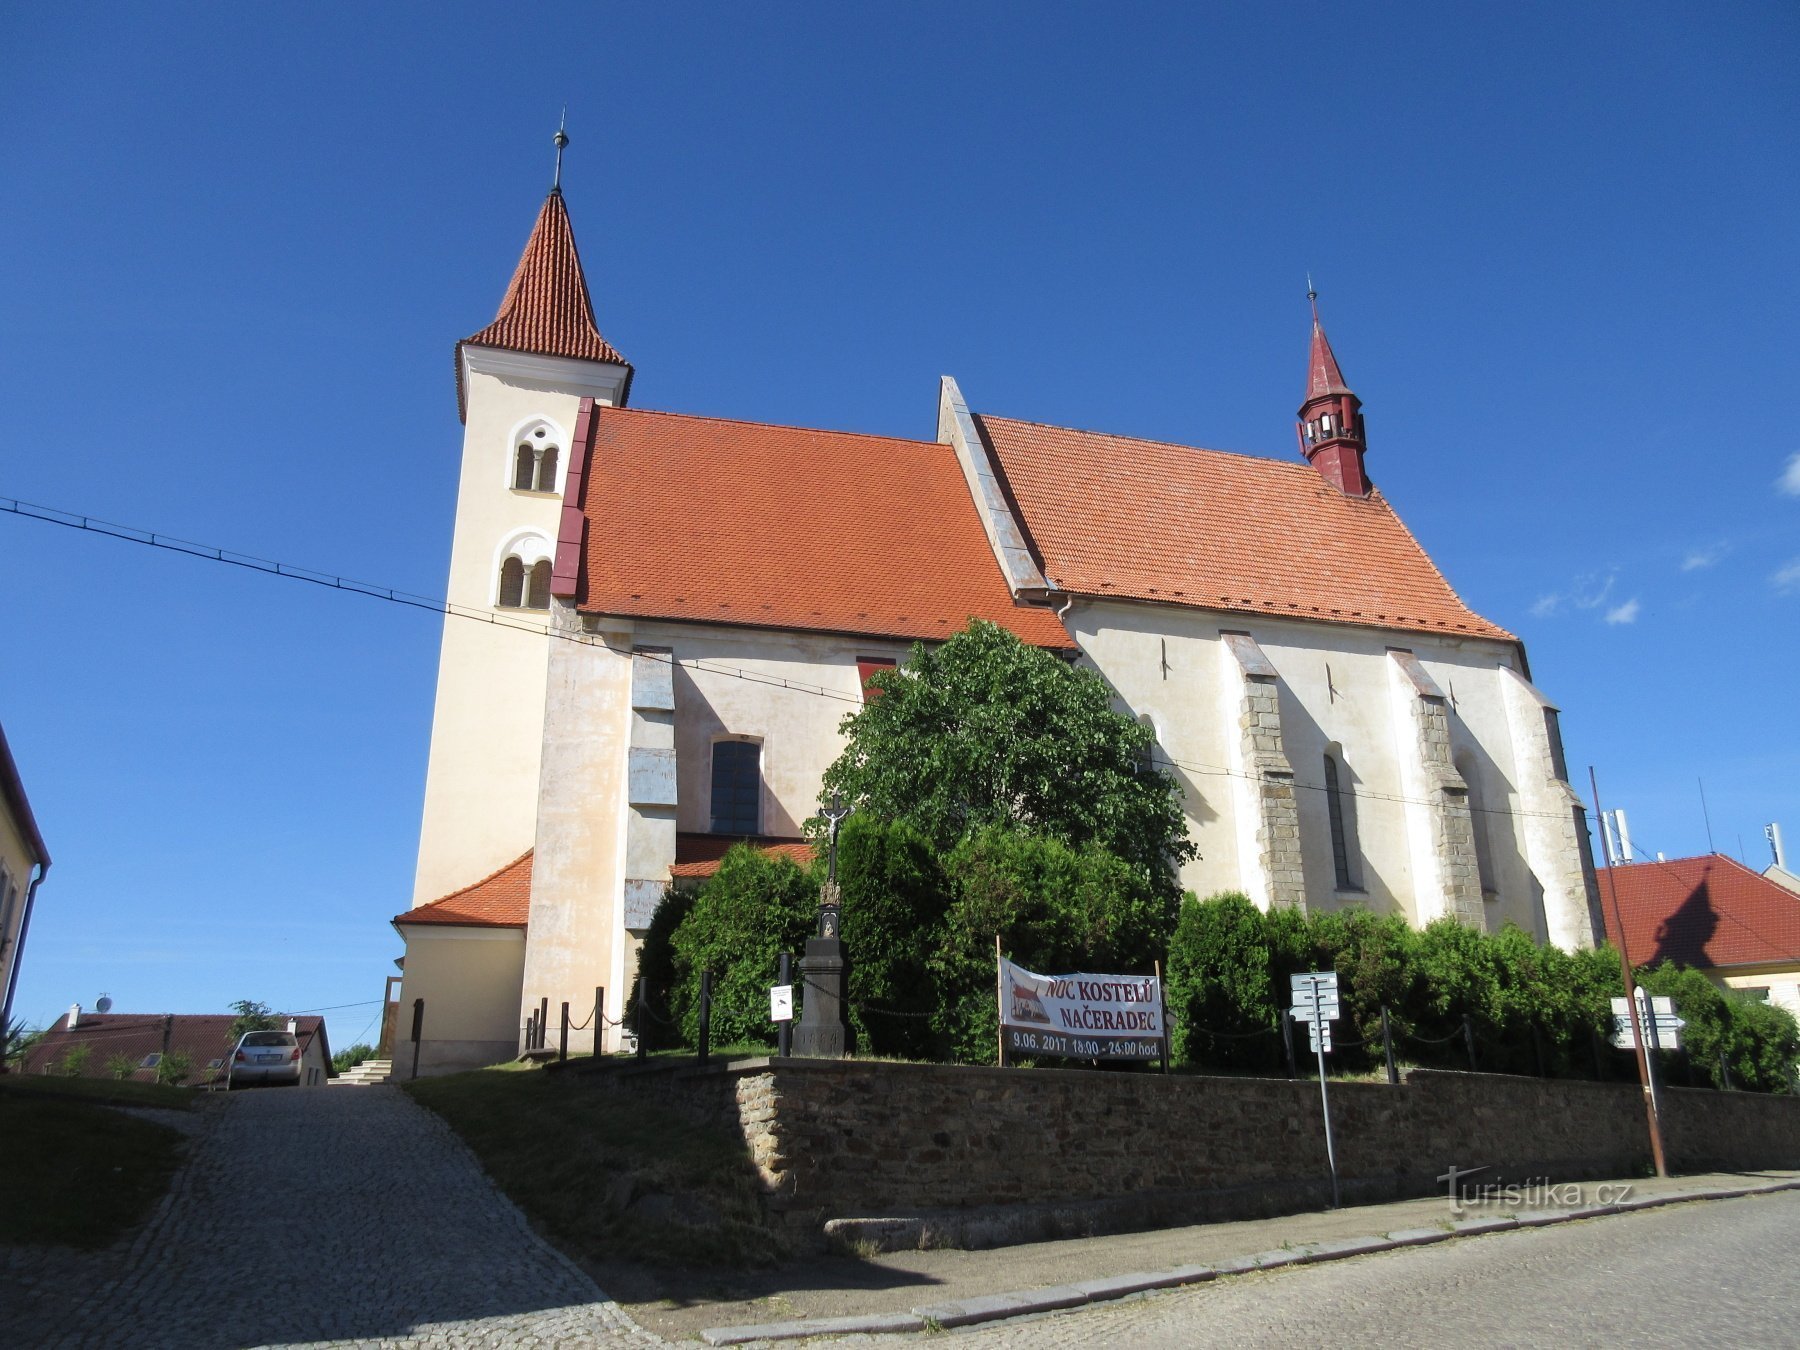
[1323,748,1361,891]
[1456,750,1498,898]
[710,740,762,835]
[511,424,560,493]
[526,560,551,610]
[498,556,525,608]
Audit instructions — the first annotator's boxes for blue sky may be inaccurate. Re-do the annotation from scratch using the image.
[2,5,1795,1042]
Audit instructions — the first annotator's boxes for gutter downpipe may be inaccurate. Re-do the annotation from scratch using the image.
[0,861,49,1068]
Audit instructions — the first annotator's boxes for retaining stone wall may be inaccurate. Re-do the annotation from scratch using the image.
[607,1058,1800,1244]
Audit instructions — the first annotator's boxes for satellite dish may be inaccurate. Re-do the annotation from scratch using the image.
[95,993,113,1013]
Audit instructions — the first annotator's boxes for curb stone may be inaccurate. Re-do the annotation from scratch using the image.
[696,1178,1800,1345]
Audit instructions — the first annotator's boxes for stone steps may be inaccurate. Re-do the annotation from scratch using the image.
[331,1058,394,1086]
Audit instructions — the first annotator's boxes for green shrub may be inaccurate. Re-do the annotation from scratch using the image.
[154,1050,191,1087]
[331,1043,377,1073]
[931,828,1168,1064]
[629,883,695,1050]
[1166,891,1277,1070]
[670,846,817,1049]
[60,1045,92,1077]
[836,815,951,1059]
[105,1053,135,1080]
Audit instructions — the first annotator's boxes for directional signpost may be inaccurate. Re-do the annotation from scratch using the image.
[1291,971,1341,1208]
[1611,988,1683,1121]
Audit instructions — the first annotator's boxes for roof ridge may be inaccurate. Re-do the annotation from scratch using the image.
[607,403,946,451]
[975,411,1294,470]
[419,848,534,910]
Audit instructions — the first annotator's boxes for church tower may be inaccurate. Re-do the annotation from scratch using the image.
[411,133,632,907]
[1295,292,1369,497]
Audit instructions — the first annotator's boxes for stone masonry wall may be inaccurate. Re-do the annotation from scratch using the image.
[611,1058,1800,1242]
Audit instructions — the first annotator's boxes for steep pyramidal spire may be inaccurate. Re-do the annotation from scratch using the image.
[456,145,632,418]
[1295,289,1368,496]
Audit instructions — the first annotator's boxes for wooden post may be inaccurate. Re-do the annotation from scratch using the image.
[1381,1005,1398,1085]
[1462,1014,1479,1073]
[409,998,424,1080]
[537,997,549,1051]
[594,986,605,1056]
[559,1002,569,1064]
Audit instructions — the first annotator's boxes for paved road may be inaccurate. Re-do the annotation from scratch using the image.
[2,1085,655,1350]
[835,1190,1800,1348]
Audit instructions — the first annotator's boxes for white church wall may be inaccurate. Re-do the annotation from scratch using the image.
[411,369,589,906]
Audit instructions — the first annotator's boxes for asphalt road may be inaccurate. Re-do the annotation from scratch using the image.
[837,1190,1800,1348]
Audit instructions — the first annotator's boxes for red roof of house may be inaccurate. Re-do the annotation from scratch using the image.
[975,414,1512,642]
[1597,853,1800,971]
[575,406,1075,647]
[669,833,815,879]
[458,192,631,415]
[19,1013,328,1086]
[394,850,532,928]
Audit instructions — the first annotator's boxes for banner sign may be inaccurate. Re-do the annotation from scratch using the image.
[998,957,1164,1060]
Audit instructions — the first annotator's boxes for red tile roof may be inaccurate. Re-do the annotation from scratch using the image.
[1305,315,1353,402]
[1597,853,1800,971]
[669,833,815,879]
[976,414,1513,642]
[20,1013,328,1086]
[394,851,532,928]
[575,407,1075,647]
[458,192,631,415]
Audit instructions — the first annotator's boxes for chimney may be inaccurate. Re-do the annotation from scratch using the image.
[1769,823,1789,872]
[67,1002,81,1029]
[286,1018,298,1035]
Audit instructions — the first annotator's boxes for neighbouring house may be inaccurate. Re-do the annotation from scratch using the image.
[393,166,1601,1074]
[20,1010,333,1088]
[1598,853,1800,1017]
[0,721,51,1049]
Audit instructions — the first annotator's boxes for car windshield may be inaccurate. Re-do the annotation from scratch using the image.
[242,1032,296,1047]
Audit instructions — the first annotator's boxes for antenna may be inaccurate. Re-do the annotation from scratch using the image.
[95,992,113,1013]
[1698,777,1715,853]
[551,110,569,194]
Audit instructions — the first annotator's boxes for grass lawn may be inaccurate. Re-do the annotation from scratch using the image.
[406,1061,784,1269]
[0,1078,188,1248]
[0,1074,198,1110]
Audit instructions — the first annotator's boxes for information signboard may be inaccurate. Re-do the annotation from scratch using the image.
[998,957,1164,1061]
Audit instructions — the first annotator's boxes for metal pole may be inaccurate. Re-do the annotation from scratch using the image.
[409,998,424,1081]
[1719,1047,1733,1091]
[1590,766,1668,1178]
[698,969,713,1064]
[777,952,793,1059]
[525,1013,536,1053]
[1638,986,1666,1124]
[995,935,1005,1068]
[1381,1005,1398,1085]
[1280,1010,1297,1079]
[1308,976,1340,1208]
[1462,1014,1478,1073]
[595,986,605,1056]
[559,1002,569,1064]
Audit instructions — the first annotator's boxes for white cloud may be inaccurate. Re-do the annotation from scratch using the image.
[1529,594,1561,618]
[1681,545,1724,572]
[1781,453,1800,497]
[1571,570,1617,610]
[1774,559,1800,595]
[1604,598,1641,625]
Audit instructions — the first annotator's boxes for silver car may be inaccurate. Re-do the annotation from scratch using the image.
[229,1030,302,1087]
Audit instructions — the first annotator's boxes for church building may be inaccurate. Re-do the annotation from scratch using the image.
[391,175,1603,1074]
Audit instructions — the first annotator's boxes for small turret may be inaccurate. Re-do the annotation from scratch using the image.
[1296,289,1369,497]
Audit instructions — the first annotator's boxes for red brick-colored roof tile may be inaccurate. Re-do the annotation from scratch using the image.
[668,833,815,879]
[457,193,631,415]
[576,407,1075,647]
[976,414,1512,642]
[394,851,532,928]
[20,1013,328,1085]
[1598,853,1800,971]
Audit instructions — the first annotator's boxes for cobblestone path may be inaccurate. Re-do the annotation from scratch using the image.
[2,1085,659,1349]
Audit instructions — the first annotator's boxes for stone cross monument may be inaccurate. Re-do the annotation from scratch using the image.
[793,794,853,1058]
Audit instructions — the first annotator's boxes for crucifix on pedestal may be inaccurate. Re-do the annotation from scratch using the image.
[793,793,853,1058]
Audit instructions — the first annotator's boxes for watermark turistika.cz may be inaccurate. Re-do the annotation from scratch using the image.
[1437,1165,1633,1217]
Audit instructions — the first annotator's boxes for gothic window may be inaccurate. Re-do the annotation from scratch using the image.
[1456,750,1499,898]
[710,740,761,835]
[511,425,560,493]
[1324,748,1362,891]
[498,556,525,608]
[526,560,551,610]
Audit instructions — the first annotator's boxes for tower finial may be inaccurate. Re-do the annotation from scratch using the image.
[552,110,569,194]
[1306,273,1318,318]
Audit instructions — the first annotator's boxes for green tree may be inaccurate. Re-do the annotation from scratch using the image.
[2,1018,42,1071]
[60,1045,92,1077]
[628,884,696,1051]
[1166,892,1276,1070]
[105,1052,135,1080]
[228,1000,279,1042]
[836,816,952,1059]
[816,620,1195,896]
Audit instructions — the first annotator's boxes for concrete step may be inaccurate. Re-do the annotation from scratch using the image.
[331,1059,394,1086]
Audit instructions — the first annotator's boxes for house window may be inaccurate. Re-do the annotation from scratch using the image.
[857,657,897,701]
[710,740,761,835]
[511,426,560,493]
[1324,748,1361,891]
[496,543,552,611]
[140,1052,162,1069]
[498,556,525,608]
